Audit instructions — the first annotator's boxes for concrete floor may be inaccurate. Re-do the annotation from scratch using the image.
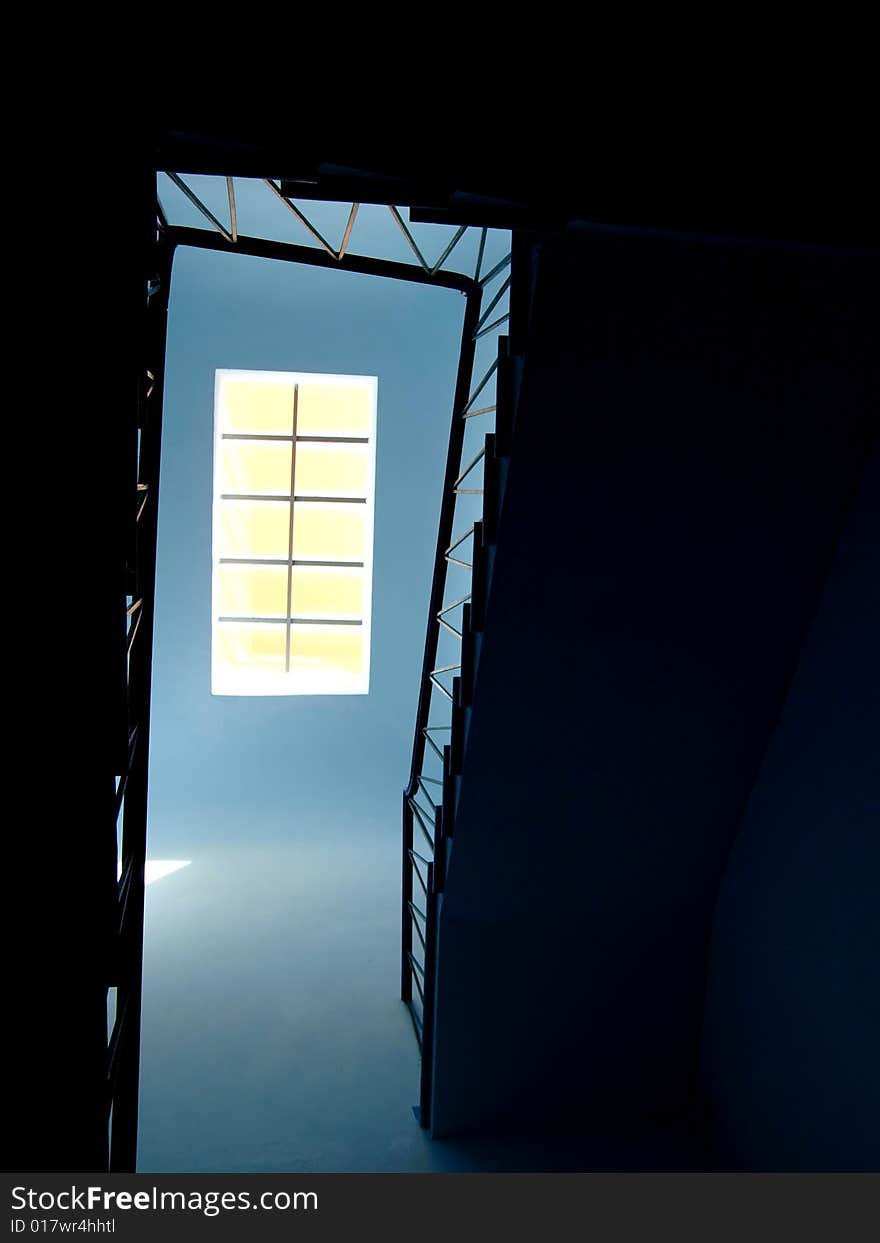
[139,835,426,1172]
[137,835,707,1173]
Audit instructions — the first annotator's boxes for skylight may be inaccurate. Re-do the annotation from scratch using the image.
[211,369,377,695]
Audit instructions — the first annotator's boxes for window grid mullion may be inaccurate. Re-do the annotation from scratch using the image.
[285,384,299,673]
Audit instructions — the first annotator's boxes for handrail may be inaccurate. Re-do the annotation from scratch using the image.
[445,524,477,557]
[401,320,516,1129]
[404,288,483,796]
[422,730,446,762]
[463,359,499,414]
[164,226,477,297]
[453,447,486,490]
[474,277,511,336]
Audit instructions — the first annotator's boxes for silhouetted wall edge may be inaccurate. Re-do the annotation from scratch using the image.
[701,442,880,1171]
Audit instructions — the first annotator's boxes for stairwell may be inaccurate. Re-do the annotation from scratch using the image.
[413,229,878,1164]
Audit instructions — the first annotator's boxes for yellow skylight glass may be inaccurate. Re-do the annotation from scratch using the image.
[291,503,367,562]
[216,622,286,671]
[216,564,289,617]
[293,443,369,496]
[221,379,296,434]
[290,567,364,618]
[218,440,293,495]
[297,383,371,437]
[218,500,291,560]
[212,369,377,695]
[290,625,365,676]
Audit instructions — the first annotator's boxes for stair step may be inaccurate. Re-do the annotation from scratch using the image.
[483,434,500,544]
[460,605,475,707]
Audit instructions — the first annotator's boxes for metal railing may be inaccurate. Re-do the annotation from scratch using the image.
[398,301,515,1132]
[107,230,173,1170]
[110,172,513,1162]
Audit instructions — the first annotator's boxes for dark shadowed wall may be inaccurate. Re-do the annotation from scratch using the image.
[431,235,877,1158]
[701,443,880,1171]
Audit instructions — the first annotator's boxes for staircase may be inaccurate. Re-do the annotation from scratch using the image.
[401,235,536,1128]
[403,227,878,1159]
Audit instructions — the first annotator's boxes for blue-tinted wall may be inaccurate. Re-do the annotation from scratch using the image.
[148,244,464,853]
[701,444,880,1171]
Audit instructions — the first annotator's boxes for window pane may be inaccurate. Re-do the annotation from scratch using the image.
[220,378,296,434]
[213,370,376,695]
[291,503,367,561]
[297,383,371,437]
[218,500,290,559]
[290,624,365,675]
[290,566,363,618]
[294,443,368,497]
[215,621,286,671]
[216,564,289,618]
[218,440,292,495]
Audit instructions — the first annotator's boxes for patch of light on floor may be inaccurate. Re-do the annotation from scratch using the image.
[116,860,191,885]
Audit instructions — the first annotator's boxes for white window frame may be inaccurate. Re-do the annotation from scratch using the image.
[211,368,378,696]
